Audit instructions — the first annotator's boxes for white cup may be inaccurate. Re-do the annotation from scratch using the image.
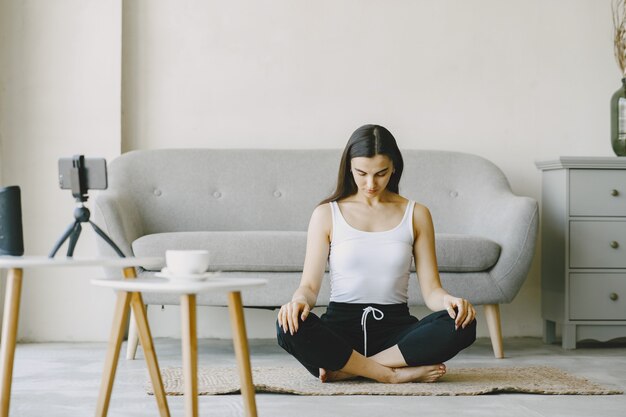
[165,250,210,276]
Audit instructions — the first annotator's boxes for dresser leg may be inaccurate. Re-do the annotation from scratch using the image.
[543,320,556,344]
[562,324,577,349]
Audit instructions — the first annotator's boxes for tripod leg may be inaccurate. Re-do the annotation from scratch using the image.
[90,221,125,258]
[48,221,79,258]
[66,223,82,258]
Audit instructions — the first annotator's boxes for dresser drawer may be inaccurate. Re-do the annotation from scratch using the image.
[570,221,626,268]
[570,273,626,320]
[570,170,626,216]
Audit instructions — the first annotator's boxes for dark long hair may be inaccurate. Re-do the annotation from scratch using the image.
[320,124,404,205]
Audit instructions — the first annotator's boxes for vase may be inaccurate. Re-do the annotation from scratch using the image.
[610,78,626,156]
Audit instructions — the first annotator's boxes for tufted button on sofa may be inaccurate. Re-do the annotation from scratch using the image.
[94,149,538,359]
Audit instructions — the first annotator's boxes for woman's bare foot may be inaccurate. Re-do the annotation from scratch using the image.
[319,368,358,383]
[320,364,445,383]
[388,364,446,383]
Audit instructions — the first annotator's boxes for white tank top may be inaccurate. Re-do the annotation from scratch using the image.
[328,200,415,304]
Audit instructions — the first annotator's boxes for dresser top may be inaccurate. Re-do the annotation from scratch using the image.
[535,156,626,170]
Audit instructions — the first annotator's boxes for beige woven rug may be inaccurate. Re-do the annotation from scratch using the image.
[147,366,622,396]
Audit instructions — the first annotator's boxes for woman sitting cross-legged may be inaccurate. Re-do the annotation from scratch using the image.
[276,124,476,383]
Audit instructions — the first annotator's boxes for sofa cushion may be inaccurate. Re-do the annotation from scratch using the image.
[132,231,500,273]
[133,231,308,272]
[430,234,501,272]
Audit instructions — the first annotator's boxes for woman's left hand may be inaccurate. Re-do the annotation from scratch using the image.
[443,295,476,330]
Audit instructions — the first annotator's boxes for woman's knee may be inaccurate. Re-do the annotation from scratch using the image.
[447,314,477,343]
[458,318,477,348]
[444,310,477,334]
[276,318,305,354]
[438,313,477,349]
[275,318,286,341]
[275,313,320,346]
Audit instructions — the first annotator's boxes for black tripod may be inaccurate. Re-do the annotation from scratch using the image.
[49,155,125,258]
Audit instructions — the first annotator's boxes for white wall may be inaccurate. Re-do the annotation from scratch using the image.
[0,0,619,341]
[0,0,122,341]
[122,0,618,342]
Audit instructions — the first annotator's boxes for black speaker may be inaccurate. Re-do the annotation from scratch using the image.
[0,186,24,256]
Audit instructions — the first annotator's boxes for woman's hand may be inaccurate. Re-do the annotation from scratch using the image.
[277,298,311,335]
[443,295,476,330]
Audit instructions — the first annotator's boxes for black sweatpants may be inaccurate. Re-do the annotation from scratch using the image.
[276,302,476,378]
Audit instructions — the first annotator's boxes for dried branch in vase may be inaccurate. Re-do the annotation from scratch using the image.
[613,0,626,77]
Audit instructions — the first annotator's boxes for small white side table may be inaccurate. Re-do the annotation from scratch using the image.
[0,256,164,417]
[92,276,267,417]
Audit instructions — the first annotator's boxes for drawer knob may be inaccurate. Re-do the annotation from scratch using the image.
[611,241,620,249]
[611,189,620,197]
[610,292,619,301]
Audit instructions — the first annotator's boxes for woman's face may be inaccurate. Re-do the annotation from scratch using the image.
[350,155,394,198]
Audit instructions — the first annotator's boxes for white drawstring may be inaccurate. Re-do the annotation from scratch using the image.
[360,306,384,357]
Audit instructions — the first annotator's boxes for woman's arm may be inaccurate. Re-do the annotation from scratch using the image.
[413,204,475,329]
[278,203,332,334]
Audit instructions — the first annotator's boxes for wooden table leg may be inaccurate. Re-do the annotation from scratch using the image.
[130,292,170,417]
[227,291,257,417]
[95,290,132,417]
[124,267,170,417]
[180,294,198,417]
[96,266,170,417]
[0,268,23,417]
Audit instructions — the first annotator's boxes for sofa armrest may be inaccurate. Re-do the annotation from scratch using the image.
[92,192,145,257]
[469,192,539,303]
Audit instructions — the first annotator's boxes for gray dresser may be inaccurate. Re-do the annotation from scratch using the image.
[536,157,626,348]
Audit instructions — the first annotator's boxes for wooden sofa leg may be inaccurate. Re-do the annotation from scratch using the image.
[126,309,141,360]
[484,304,504,359]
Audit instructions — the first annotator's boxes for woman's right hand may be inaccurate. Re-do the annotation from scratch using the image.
[277,299,311,335]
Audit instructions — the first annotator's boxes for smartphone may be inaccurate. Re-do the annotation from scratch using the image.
[58,157,108,190]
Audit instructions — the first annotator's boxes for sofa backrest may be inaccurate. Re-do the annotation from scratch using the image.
[105,149,511,235]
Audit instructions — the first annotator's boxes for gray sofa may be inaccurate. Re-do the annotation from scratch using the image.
[94,149,538,359]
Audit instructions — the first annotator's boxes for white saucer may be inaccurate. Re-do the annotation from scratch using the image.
[155,268,220,282]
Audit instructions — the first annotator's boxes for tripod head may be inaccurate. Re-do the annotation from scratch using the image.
[58,154,108,203]
[69,155,89,203]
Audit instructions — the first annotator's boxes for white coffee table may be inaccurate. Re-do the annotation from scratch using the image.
[0,256,165,417]
[91,276,267,417]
